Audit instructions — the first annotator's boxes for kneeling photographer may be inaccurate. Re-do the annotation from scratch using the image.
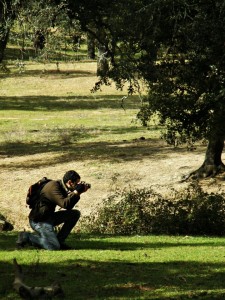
[16,170,91,250]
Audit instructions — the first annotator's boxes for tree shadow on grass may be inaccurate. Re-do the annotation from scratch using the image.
[0,138,202,169]
[0,94,139,110]
[2,260,225,300]
[0,68,95,79]
[1,233,225,299]
[3,233,225,252]
[4,46,88,62]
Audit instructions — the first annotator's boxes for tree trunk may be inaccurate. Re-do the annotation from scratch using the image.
[97,44,109,77]
[183,136,225,180]
[0,0,16,63]
[0,30,9,63]
[87,33,96,59]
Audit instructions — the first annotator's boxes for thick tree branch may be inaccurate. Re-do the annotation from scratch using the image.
[13,258,64,299]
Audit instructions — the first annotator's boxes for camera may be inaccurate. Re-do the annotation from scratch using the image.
[75,181,91,193]
[85,183,91,189]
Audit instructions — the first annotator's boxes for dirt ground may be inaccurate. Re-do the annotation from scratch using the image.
[1,139,225,231]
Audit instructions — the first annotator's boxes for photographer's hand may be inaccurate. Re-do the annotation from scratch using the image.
[74,182,90,195]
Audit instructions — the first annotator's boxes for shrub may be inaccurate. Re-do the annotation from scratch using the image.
[80,183,225,236]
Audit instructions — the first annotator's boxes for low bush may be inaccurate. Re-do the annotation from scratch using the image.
[80,183,225,235]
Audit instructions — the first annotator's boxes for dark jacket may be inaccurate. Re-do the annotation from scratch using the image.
[29,180,80,222]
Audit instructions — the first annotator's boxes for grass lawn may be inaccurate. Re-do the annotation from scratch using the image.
[0,60,160,159]
[1,233,225,299]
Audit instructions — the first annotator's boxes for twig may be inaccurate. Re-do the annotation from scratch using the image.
[121,96,128,110]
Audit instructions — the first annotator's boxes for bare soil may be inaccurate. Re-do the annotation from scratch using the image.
[1,139,225,231]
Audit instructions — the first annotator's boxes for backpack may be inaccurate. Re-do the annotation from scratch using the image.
[26,177,52,209]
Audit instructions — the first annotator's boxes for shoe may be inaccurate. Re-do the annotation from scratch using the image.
[59,243,73,250]
[16,231,29,248]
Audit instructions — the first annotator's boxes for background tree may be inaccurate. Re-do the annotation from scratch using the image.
[14,0,74,59]
[0,0,22,63]
[86,32,95,59]
[65,0,137,79]
[2,0,81,62]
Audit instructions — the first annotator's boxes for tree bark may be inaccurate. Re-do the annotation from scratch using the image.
[97,44,109,77]
[182,136,225,181]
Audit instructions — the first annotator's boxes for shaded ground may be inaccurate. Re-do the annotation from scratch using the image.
[1,138,225,231]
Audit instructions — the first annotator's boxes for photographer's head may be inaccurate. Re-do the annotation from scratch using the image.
[63,170,80,191]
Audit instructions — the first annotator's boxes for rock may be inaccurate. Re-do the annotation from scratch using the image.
[0,214,14,231]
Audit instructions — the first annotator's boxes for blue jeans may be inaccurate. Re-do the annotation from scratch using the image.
[28,209,80,250]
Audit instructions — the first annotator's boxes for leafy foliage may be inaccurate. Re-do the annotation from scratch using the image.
[135,1,225,144]
[11,0,81,60]
[81,183,225,236]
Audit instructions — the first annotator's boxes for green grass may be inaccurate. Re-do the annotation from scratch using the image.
[0,60,162,163]
[0,93,162,160]
[1,233,225,299]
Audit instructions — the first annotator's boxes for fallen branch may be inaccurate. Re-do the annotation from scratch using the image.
[13,258,64,299]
